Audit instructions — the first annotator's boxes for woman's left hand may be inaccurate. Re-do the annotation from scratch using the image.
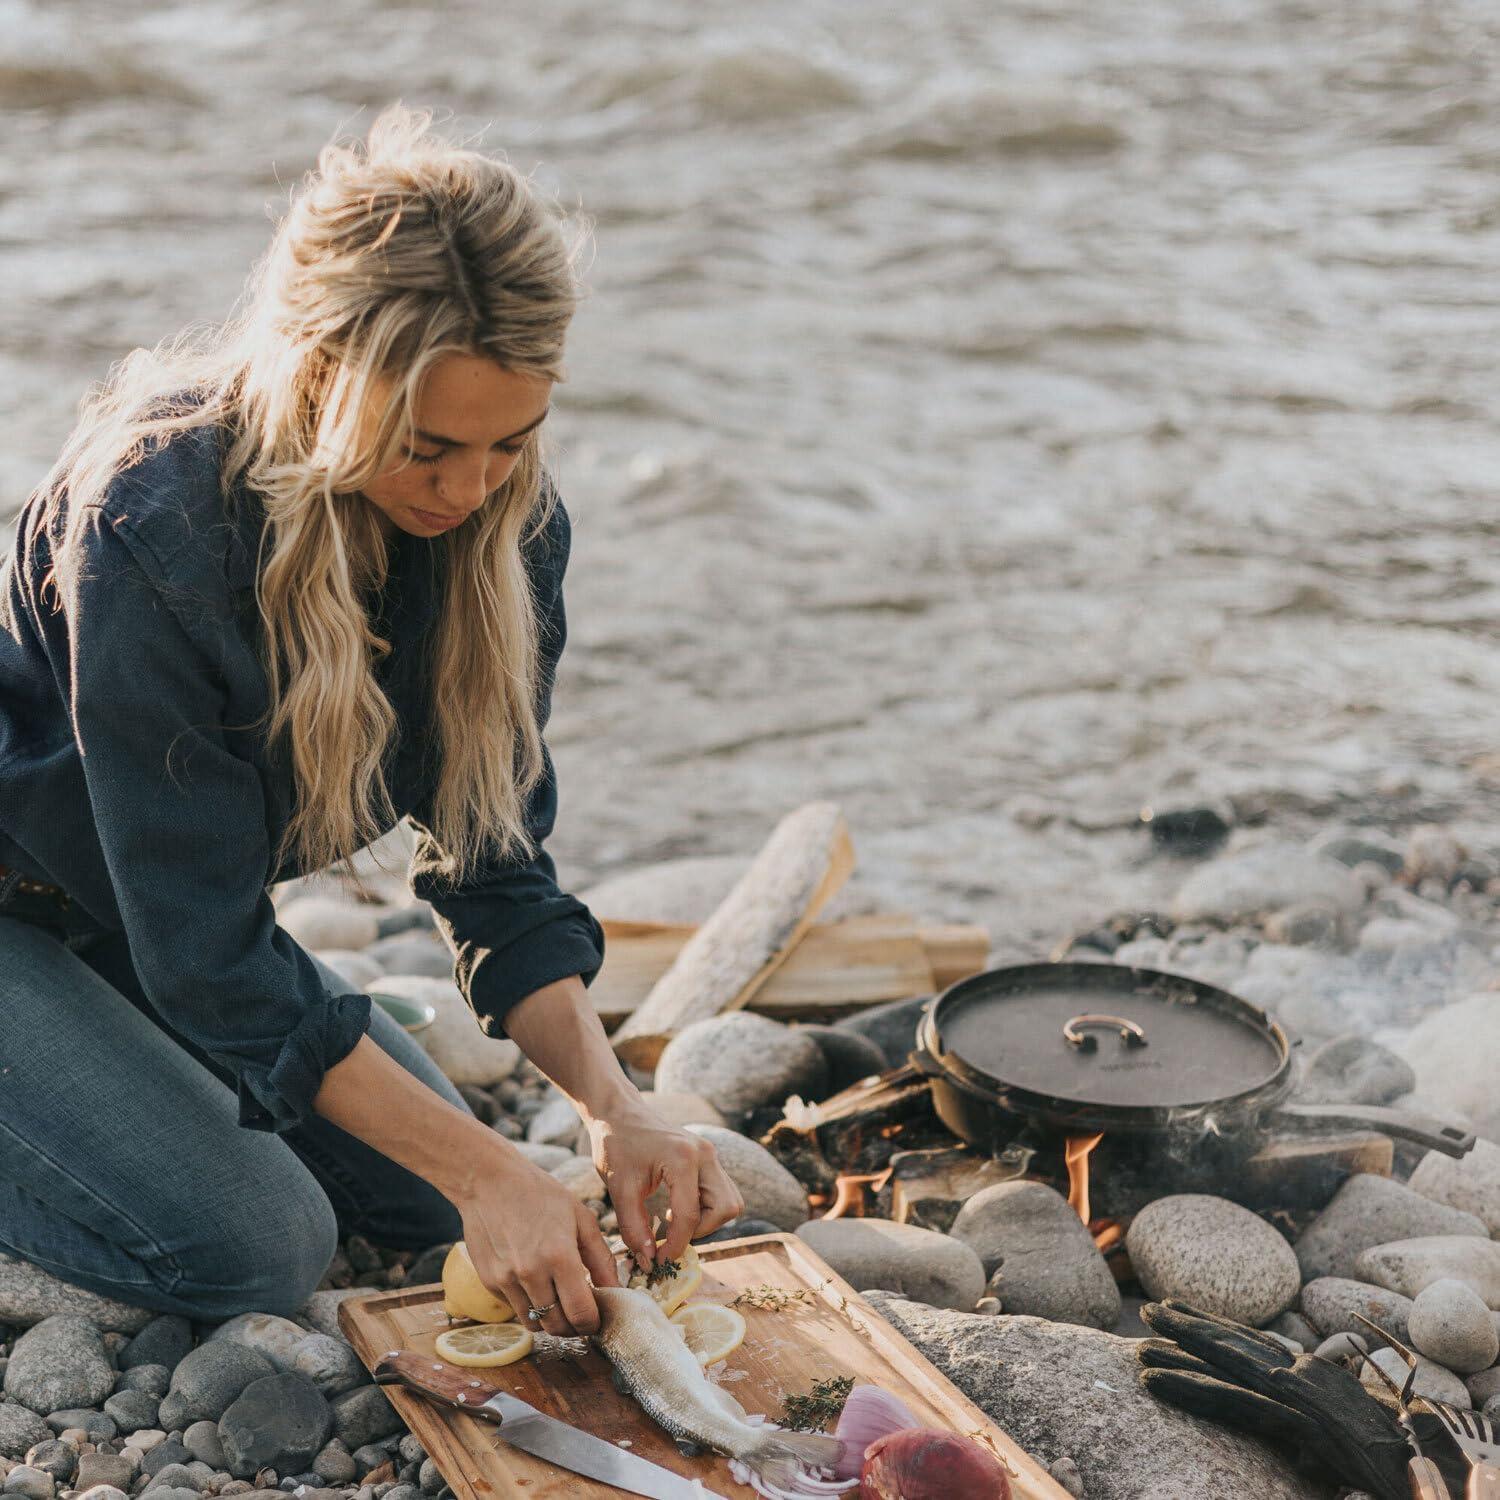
[585,1101,745,1268]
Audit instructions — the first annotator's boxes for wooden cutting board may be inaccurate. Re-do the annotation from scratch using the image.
[339,1232,1066,1499]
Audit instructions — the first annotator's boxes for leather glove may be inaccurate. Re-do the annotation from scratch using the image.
[1136,1299,1466,1500]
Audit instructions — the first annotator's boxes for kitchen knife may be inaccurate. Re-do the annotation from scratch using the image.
[373,1349,727,1500]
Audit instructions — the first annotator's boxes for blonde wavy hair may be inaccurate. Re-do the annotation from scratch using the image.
[36,102,592,892]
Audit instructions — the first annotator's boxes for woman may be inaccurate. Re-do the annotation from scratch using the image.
[0,104,742,1337]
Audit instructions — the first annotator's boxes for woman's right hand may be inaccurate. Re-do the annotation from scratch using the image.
[456,1145,622,1338]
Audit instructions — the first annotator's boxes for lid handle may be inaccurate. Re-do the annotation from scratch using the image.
[1064,1014,1149,1053]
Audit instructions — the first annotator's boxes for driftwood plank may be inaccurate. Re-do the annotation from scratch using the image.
[338,1233,1068,1500]
[611,802,855,1068]
[590,914,949,1027]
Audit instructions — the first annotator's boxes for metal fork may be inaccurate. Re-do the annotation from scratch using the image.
[1352,1313,1500,1499]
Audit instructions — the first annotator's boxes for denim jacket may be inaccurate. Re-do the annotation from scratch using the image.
[0,412,605,1133]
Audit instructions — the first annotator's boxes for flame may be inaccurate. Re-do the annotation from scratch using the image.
[1092,1220,1124,1253]
[1064,1131,1105,1225]
[822,1169,894,1220]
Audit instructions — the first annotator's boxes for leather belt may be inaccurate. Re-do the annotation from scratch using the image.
[0,863,72,908]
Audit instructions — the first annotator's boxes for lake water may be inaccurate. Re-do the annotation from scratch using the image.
[6,0,1500,955]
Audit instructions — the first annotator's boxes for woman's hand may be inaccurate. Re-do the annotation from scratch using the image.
[455,1143,622,1339]
[586,1100,745,1269]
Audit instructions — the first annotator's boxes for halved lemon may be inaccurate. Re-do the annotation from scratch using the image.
[434,1321,534,1368]
[441,1242,515,1324]
[628,1242,702,1314]
[670,1302,746,1366]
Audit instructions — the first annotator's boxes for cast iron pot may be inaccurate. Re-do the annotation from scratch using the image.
[910,961,1475,1160]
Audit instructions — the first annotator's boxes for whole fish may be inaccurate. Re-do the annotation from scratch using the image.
[592,1285,845,1487]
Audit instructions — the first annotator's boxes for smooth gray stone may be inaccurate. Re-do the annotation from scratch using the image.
[102,1390,160,1435]
[1467,1367,1500,1408]
[289,1335,368,1398]
[1295,1174,1486,1282]
[147,1489,201,1500]
[120,1320,193,1374]
[350,1445,391,1476]
[396,1437,425,1466]
[789,1025,888,1095]
[42,1410,115,1440]
[159,1344,275,1430]
[1314,1332,1369,1364]
[1409,1138,1500,1237]
[1361,1346,1470,1408]
[310,1440,357,1485]
[292,1293,367,1344]
[654,1013,826,1120]
[416,1459,442,1496]
[0,1257,153,1338]
[863,1293,1327,1500]
[4,1316,116,1415]
[950,1181,1120,1330]
[1356,1236,1500,1307]
[1126,1196,1299,1327]
[682,1125,809,1231]
[328,1387,401,1452]
[23,1439,77,1483]
[1409,1278,1499,1375]
[217,1374,331,1479]
[181,1422,226,1470]
[140,1442,191,1477]
[143,1462,203,1490]
[0,1406,54,1460]
[3,1465,54,1499]
[793,1218,985,1312]
[74,1455,136,1492]
[1268,1312,1319,1350]
[833,995,931,1071]
[1299,1036,1416,1106]
[381,1486,419,1500]
[116,1366,171,1399]
[74,1488,129,1500]
[1300,1277,1414,1343]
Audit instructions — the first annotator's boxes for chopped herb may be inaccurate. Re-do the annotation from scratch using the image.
[644,1257,681,1287]
[779,1375,855,1432]
[732,1284,815,1312]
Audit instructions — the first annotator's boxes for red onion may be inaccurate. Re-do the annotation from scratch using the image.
[832,1386,920,1479]
[860,1428,1012,1499]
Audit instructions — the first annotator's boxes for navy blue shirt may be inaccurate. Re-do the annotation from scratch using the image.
[0,411,605,1133]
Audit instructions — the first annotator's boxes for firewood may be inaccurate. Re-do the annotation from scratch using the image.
[610,802,855,1069]
[589,912,977,1027]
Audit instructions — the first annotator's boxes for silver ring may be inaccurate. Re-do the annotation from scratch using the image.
[525,1302,556,1322]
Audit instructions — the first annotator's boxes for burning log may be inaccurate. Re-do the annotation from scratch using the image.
[887,1145,1036,1233]
[763,1064,950,1181]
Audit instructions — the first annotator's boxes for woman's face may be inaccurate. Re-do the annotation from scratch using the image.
[359,353,552,540]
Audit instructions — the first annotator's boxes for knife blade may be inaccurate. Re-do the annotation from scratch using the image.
[372,1349,727,1500]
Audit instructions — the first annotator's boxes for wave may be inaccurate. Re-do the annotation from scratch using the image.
[854,76,1132,157]
[569,39,862,124]
[0,0,198,108]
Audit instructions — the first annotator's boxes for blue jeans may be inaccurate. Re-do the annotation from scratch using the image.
[0,891,468,1322]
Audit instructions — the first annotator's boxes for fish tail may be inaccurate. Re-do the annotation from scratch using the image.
[748,1430,846,1486]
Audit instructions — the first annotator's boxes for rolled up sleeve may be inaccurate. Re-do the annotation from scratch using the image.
[406,495,606,1035]
[65,509,371,1133]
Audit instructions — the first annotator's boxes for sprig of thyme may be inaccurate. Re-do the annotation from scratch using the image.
[732,1284,814,1312]
[644,1257,681,1287]
[779,1375,855,1432]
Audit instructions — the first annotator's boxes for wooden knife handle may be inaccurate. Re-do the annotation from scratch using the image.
[1409,1457,1453,1499]
[1468,1463,1500,1500]
[373,1349,505,1419]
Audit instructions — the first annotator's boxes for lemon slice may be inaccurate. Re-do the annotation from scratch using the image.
[670,1302,746,1365]
[628,1242,702,1313]
[441,1242,515,1324]
[434,1321,534,1368]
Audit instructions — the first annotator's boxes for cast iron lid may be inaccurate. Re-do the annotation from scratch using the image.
[922,961,1290,1112]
